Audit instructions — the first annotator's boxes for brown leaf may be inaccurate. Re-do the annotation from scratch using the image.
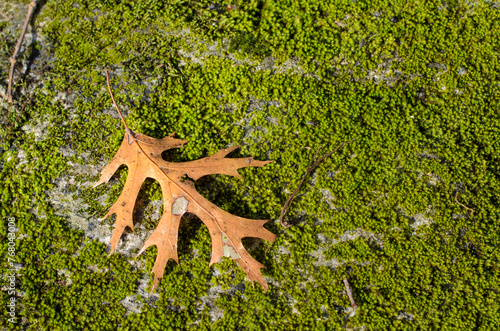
[95,72,276,292]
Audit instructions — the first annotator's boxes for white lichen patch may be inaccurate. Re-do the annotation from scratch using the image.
[57,269,73,286]
[414,170,444,186]
[426,172,443,186]
[410,213,432,230]
[344,306,358,318]
[317,227,384,249]
[310,250,341,268]
[120,295,143,315]
[273,57,306,76]
[312,228,384,268]
[172,196,188,215]
[320,188,337,210]
[21,119,51,142]
[222,233,241,259]
[16,149,28,167]
[197,285,225,322]
[247,95,281,113]
[47,175,90,231]
[397,311,415,321]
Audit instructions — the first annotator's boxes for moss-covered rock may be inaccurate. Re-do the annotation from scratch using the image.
[1,0,499,329]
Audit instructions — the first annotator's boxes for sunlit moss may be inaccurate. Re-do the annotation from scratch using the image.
[0,0,499,329]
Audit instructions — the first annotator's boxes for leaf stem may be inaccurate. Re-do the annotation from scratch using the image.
[105,69,130,132]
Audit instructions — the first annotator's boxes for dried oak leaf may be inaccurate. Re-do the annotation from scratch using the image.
[94,128,276,291]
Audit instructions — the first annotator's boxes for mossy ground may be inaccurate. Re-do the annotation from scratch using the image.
[1,0,499,329]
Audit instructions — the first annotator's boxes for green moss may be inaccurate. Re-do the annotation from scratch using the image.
[1,0,499,329]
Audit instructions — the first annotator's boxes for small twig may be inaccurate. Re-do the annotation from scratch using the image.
[0,95,32,144]
[6,1,39,103]
[279,139,355,228]
[343,278,357,309]
[455,191,474,216]
[280,147,323,228]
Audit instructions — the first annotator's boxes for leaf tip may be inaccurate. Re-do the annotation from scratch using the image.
[137,244,149,256]
[107,246,115,257]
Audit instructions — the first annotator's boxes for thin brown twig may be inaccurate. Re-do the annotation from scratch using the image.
[280,147,325,229]
[455,191,474,216]
[343,278,357,309]
[0,95,32,144]
[279,138,356,228]
[6,1,39,103]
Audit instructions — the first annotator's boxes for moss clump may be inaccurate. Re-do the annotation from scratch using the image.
[1,0,499,329]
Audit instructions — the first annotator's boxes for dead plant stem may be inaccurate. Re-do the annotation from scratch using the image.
[455,191,474,216]
[6,1,39,103]
[343,278,357,309]
[279,139,355,228]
